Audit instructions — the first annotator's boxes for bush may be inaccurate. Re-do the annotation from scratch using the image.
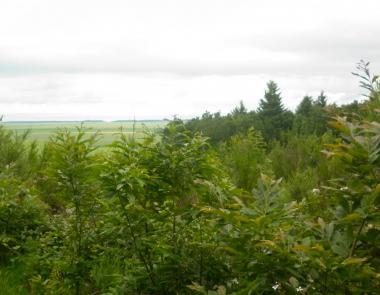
[220,128,270,192]
[0,172,46,263]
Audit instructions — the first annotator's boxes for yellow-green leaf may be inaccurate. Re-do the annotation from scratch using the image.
[341,257,367,265]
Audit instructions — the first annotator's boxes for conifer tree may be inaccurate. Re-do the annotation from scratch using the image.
[315,90,327,107]
[258,81,284,116]
[293,93,328,136]
[257,81,293,141]
[231,100,248,116]
[296,95,313,116]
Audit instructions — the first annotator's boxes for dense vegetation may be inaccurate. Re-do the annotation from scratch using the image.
[1,62,379,294]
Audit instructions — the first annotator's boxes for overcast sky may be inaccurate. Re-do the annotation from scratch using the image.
[1,0,379,121]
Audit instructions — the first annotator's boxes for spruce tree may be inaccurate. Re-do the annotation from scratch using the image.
[315,91,327,107]
[296,95,313,116]
[257,81,293,141]
[293,94,328,136]
[258,81,285,116]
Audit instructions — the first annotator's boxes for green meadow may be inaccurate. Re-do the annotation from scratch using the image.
[2,120,167,146]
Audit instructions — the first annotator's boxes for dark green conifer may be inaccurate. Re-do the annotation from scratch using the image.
[257,81,293,141]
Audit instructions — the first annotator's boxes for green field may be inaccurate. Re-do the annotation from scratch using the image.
[2,120,167,146]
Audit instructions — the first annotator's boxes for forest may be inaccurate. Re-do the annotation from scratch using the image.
[0,61,379,294]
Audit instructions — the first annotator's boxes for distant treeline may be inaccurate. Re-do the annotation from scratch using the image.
[184,81,363,145]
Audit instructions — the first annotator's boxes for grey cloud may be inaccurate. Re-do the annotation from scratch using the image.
[0,76,102,104]
[0,56,370,78]
[2,23,379,79]
[244,24,380,69]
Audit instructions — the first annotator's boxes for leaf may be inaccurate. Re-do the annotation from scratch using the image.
[257,240,277,249]
[329,120,349,134]
[293,244,309,253]
[233,214,251,222]
[223,246,241,255]
[341,257,367,265]
[331,244,349,257]
[326,222,334,240]
[361,193,378,213]
[375,183,380,193]
[340,213,362,223]
[362,228,380,244]
[311,244,324,252]
[187,283,207,294]
[317,217,326,229]
[315,258,327,270]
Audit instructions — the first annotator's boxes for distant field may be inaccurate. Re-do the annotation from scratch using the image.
[2,121,167,146]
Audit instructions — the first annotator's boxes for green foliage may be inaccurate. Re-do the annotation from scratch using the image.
[325,116,380,250]
[186,81,296,145]
[0,173,46,263]
[1,63,379,294]
[200,119,380,292]
[256,81,294,141]
[0,125,39,178]
[335,60,380,122]
[100,122,231,294]
[0,264,28,295]
[185,105,255,146]
[293,93,328,136]
[32,126,102,293]
[202,175,312,293]
[352,60,380,103]
[284,168,318,202]
[296,95,313,116]
[220,128,270,192]
[318,115,380,292]
[269,133,337,181]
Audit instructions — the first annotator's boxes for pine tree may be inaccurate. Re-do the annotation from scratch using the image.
[296,95,313,116]
[257,81,293,141]
[231,100,248,116]
[258,81,285,116]
[293,94,328,136]
[315,91,327,107]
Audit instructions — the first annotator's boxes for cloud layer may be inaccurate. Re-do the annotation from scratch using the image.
[0,0,379,120]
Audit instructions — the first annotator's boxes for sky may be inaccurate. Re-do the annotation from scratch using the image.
[1,0,379,121]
